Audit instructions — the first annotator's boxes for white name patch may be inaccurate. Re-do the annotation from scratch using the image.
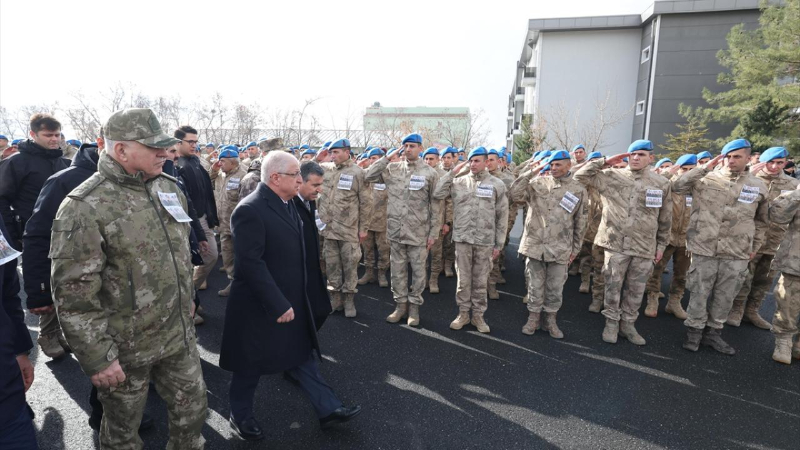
[560,191,579,213]
[409,175,425,191]
[337,174,353,190]
[738,185,759,204]
[645,189,663,208]
[476,184,494,198]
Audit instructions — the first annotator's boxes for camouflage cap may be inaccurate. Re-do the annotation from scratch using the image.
[104,108,180,148]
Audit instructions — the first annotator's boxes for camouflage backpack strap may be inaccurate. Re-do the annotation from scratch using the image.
[68,173,106,200]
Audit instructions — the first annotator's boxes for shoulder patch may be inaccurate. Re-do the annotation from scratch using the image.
[68,173,105,200]
[160,172,178,183]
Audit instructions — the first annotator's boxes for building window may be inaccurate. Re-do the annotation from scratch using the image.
[635,101,646,116]
[641,46,651,64]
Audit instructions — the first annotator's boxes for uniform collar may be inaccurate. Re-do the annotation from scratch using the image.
[98,152,150,190]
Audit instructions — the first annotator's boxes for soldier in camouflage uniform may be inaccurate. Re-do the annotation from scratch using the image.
[439,147,458,277]
[434,147,508,333]
[727,147,799,329]
[766,181,800,364]
[357,148,391,288]
[210,146,249,297]
[239,158,262,200]
[574,140,672,346]
[365,133,442,326]
[316,139,371,318]
[578,151,605,301]
[423,147,452,294]
[50,109,207,449]
[486,149,515,299]
[511,150,587,338]
[671,139,769,355]
[643,153,697,319]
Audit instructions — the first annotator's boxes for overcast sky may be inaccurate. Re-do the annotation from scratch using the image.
[0,0,653,145]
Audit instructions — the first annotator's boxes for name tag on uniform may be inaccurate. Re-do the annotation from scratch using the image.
[373,183,386,191]
[476,184,493,198]
[226,177,240,190]
[645,189,663,208]
[686,195,693,207]
[409,175,425,191]
[560,191,579,213]
[157,192,193,223]
[781,190,793,195]
[0,228,22,266]
[738,185,759,204]
[337,174,353,190]
[314,209,326,231]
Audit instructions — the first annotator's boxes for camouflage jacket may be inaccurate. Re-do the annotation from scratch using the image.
[768,188,800,277]
[574,159,672,259]
[50,154,194,376]
[510,172,588,263]
[754,170,799,255]
[667,173,693,248]
[62,144,78,160]
[433,169,508,250]
[318,159,371,242]
[210,163,249,233]
[433,166,453,230]
[583,186,603,244]
[367,181,388,232]
[198,155,213,172]
[672,166,768,260]
[239,160,262,200]
[365,156,442,246]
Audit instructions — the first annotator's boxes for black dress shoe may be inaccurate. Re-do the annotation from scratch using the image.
[88,412,154,432]
[230,415,264,441]
[319,405,362,430]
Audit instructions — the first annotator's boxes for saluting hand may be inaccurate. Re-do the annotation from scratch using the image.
[453,160,468,174]
[277,307,295,323]
[91,360,126,389]
[703,154,725,170]
[604,152,630,168]
[749,162,767,174]
[316,149,330,163]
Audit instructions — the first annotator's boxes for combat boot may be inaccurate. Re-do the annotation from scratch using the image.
[658,292,665,299]
[602,319,619,344]
[386,303,408,323]
[578,272,590,294]
[619,321,646,346]
[38,334,66,359]
[450,311,470,330]
[496,274,506,285]
[521,312,540,335]
[330,291,343,313]
[644,292,660,318]
[793,338,800,360]
[522,293,528,304]
[772,336,792,365]
[343,294,357,318]
[665,294,688,319]
[377,269,389,288]
[488,283,500,300]
[428,276,439,294]
[742,303,772,330]
[471,313,490,333]
[701,327,736,355]
[682,327,702,352]
[568,264,579,276]
[543,312,564,339]
[725,299,746,326]
[444,262,455,278]
[218,266,226,273]
[357,268,375,286]
[199,281,207,291]
[218,282,232,297]
[407,304,420,327]
[588,298,603,313]
[193,314,205,326]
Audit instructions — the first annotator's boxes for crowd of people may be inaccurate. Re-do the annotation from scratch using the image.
[1,108,799,448]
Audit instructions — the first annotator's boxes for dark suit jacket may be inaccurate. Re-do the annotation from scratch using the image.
[220,183,320,375]
[293,196,332,330]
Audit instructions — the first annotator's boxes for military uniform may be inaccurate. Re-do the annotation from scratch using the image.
[365,154,442,326]
[487,167,515,298]
[210,160,249,295]
[580,187,604,304]
[428,165,453,293]
[434,165,508,332]
[359,179,391,287]
[318,158,371,317]
[239,159,262,200]
[51,110,206,450]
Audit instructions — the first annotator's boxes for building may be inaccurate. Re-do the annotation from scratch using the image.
[364,102,471,148]
[507,0,762,154]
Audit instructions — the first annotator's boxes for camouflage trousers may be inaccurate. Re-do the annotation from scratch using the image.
[192,215,219,288]
[577,241,593,275]
[390,241,428,306]
[733,253,776,310]
[323,239,361,294]
[38,310,62,341]
[684,254,749,330]
[219,227,234,280]
[592,244,606,304]
[98,345,207,450]
[319,236,326,276]
[454,242,493,313]
[602,250,653,322]
[362,230,390,270]
[429,230,444,275]
[645,245,690,298]
[443,229,455,268]
[772,273,800,337]
[525,258,568,313]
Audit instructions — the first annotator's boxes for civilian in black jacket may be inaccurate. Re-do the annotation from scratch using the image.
[0,219,37,449]
[0,114,70,248]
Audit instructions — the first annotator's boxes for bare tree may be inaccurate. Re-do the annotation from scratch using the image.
[579,90,633,152]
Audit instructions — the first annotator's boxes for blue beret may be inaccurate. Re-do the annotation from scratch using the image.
[722,138,751,155]
[323,141,332,147]
[299,144,310,150]
[696,151,712,160]
[328,139,351,150]
[572,144,585,152]
[402,133,423,145]
[440,147,457,157]
[467,147,488,160]
[623,157,629,162]
[540,164,551,174]
[0,135,7,140]
[655,157,672,168]
[368,148,385,158]
[205,143,215,148]
[759,147,788,163]
[422,147,439,157]
[387,147,399,157]
[487,148,501,157]
[218,147,239,159]
[587,151,603,161]
[628,139,653,152]
[501,146,507,152]
[676,154,698,167]
[458,148,465,153]
[506,152,512,163]
[11,139,23,145]
[301,149,317,157]
[547,150,570,163]
[66,139,82,147]
[533,150,551,163]
[356,152,367,160]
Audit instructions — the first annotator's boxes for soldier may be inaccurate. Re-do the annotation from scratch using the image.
[422,147,451,294]
[358,148,391,288]
[654,158,673,174]
[439,147,458,277]
[643,154,697,319]
[387,147,401,162]
[728,147,799,328]
[50,108,207,449]
[696,151,712,165]
[241,141,258,166]
[672,139,768,355]
[300,148,316,162]
[485,148,515,299]
[365,133,442,326]
[573,140,672,346]
[571,144,587,165]
[210,146,249,297]
[315,139,371,317]
[581,152,605,303]
[434,147,508,333]
[64,139,81,160]
[766,183,800,364]
[510,150,587,337]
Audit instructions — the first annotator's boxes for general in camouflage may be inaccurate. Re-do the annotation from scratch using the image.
[238,158,262,200]
[767,188,800,359]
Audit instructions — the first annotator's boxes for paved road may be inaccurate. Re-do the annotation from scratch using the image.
[20,216,800,449]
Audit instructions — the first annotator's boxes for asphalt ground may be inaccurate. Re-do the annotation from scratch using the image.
[19,214,800,449]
